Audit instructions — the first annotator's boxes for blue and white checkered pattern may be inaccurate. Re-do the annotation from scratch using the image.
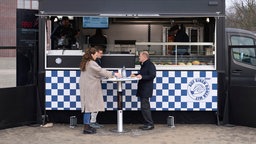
[45,70,217,111]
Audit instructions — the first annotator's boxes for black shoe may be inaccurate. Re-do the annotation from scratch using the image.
[139,125,154,130]
[83,126,97,134]
[139,125,145,129]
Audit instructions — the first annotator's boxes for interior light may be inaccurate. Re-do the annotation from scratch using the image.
[54,18,58,22]
[206,17,210,23]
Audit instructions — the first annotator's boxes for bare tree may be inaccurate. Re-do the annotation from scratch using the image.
[226,0,256,31]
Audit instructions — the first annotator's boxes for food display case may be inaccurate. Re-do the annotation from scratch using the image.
[135,42,215,70]
[45,46,215,70]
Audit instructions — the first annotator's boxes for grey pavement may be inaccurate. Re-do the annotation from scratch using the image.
[0,57,16,88]
[0,123,256,144]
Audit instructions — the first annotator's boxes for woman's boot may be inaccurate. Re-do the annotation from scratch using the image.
[83,124,96,134]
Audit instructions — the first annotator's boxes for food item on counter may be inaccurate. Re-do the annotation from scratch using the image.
[207,61,214,65]
[163,62,170,65]
[200,62,206,65]
[153,62,160,65]
[178,62,186,65]
[130,74,136,78]
[192,60,200,65]
[207,62,214,65]
[186,62,192,65]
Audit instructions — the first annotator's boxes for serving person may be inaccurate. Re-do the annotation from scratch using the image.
[51,16,77,49]
[79,47,121,134]
[170,24,190,55]
[89,29,107,52]
[131,51,156,130]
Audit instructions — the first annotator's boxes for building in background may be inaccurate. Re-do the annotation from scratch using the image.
[0,0,38,57]
[0,0,38,88]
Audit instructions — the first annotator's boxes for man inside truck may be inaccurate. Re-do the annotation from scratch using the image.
[170,24,190,55]
[51,16,77,50]
[89,29,108,53]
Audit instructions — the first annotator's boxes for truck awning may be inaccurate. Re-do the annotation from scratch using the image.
[38,0,225,18]
[36,12,225,18]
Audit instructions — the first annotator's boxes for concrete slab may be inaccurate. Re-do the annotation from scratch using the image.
[0,124,255,144]
[0,57,16,88]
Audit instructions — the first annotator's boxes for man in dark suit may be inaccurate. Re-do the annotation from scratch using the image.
[131,51,156,130]
[95,47,104,66]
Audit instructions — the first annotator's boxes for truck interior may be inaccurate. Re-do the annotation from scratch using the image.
[45,16,216,69]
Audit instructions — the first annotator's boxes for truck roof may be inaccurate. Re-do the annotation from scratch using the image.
[226,28,256,36]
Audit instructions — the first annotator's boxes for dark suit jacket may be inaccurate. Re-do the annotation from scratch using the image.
[95,58,102,67]
[136,59,156,98]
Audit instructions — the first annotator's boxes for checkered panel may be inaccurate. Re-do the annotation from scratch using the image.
[46,70,218,111]
[45,70,81,110]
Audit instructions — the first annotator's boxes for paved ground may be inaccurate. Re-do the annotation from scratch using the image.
[0,123,256,144]
[0,57,16,88]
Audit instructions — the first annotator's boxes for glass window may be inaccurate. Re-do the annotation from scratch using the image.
[231,36,256,66]
[231,36,255,45]
[232,48,256,66]
[17,0,39,9]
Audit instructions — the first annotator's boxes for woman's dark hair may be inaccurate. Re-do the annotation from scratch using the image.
[80,47,97,71]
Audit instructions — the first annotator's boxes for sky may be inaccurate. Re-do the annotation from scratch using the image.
[226,0,233,8]
[226,0,241,8]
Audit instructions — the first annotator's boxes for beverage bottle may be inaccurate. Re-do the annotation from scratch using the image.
[122,66,126,78]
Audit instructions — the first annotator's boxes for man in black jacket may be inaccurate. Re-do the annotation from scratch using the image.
[170,24,190,55]
[51,17,76,49]
[89,29,107,52]
[132,51,156,130]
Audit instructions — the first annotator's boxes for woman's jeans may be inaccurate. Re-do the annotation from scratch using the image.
[83,113,91,124]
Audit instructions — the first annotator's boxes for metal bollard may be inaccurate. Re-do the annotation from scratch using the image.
[70,116,77,128]
[167,116,175,128]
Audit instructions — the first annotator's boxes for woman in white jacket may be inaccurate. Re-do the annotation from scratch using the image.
[79,47,120,134]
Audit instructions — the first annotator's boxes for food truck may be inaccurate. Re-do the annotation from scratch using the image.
[37,0,256,125]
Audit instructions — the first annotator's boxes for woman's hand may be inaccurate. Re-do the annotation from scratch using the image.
[114,72,122,78]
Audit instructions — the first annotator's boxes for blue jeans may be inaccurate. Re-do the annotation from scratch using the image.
[83,113,91,124]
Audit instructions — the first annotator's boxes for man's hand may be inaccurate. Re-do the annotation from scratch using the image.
[136,74,142,79]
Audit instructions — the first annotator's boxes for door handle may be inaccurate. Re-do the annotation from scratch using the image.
[232,69,242,73]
